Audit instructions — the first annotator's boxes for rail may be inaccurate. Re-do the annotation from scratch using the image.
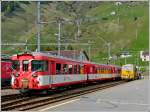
[1,80,127,111]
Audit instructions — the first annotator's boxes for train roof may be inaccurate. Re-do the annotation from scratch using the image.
[33,52,115,66]
[12,52,90,64]
[12,52,121,67]
[33,52,90,63]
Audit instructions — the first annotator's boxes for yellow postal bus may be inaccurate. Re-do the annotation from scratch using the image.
[121,64,139,80]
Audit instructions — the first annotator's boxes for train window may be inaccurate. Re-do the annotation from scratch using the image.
[63,64,68,74]
[97,68,99,74]
[108,68,110,73]
[101,68,103,73]
[23,60,29,71]
[77,65,80,74]
[104,68,106,73]
[56,63,61,74]
[103,68,105,73]
[80,65,84,74]
[95,67,97,74]
[74,65,77,74]
[95,68,97,74]
[68,65,73,74]
[31,60,48,72]
[12,60,19,71]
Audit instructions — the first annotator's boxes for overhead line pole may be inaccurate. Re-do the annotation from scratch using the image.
[58,20,61,56]
[98,37,111,62]
[76,19,80,39]
[37,1,41,52]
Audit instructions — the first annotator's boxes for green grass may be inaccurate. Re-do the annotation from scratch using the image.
[2,1,149,68]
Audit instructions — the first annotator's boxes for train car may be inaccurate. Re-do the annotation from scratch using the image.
[11,52,121,93]
[1,59,12,86]
[87,64,121,82]
[121,64,139,80]
[11,52,88,92]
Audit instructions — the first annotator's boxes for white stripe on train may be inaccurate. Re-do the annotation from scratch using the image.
[37,74,120,86]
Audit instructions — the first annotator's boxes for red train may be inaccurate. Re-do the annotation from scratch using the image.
[1,58,12,86]
[11,52,121,93]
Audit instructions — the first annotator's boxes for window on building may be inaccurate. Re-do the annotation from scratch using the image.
[56,63,61,74]
[31,60,48,72]
[23,60,29,71]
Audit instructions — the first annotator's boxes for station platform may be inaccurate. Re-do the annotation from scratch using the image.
[38,76,149,111]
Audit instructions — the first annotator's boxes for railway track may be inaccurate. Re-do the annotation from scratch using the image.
[2,86,11,89]
[1,80,126,111]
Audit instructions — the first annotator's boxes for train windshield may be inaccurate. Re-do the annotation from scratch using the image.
[122,65,133,70]
[23,60,29,71]
[12,60,20,71]
[31,60,48,72]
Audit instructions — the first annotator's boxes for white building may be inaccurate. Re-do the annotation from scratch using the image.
[140,51,149,61]
[120,51,132,58]
[115,2,122,6]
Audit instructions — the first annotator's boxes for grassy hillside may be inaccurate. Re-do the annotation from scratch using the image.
[1,1,149,67]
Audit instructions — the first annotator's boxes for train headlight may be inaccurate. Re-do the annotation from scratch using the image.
[15,73,19,77]
[32,74,37,77]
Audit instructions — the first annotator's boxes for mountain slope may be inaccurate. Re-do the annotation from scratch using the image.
[1,1,149,65]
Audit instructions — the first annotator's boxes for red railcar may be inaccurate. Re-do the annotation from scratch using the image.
[11,52,121,92]
[1,59,12,86]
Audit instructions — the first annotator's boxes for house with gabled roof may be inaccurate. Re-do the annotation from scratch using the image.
[140,51,149,61]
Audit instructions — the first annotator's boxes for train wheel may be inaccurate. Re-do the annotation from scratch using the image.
[19,89,30,94]
[41,90,49,95]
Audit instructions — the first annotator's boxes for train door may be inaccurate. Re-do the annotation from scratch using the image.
[84,65,88,74]
[84,64,89,81]
[49,61,55,84]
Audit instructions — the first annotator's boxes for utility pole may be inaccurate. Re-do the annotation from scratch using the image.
[58,20,61,56]
[88,42,91,61]
[107,43,111,61]
[37,1,41,52]
[137,52,139,66]
[136,28,138,40]
[73,49,76,60]
[76,19,80,39]
[125,56,127,65]
[117,7,120,25]
[116,2,120,25]
[25,40,28,51]
[99,37,111,63]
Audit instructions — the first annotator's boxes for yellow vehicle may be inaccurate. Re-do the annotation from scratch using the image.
[121,64,139,80]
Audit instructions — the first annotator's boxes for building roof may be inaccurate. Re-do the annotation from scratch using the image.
[42,50,89,61]
[142,51,149,56]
